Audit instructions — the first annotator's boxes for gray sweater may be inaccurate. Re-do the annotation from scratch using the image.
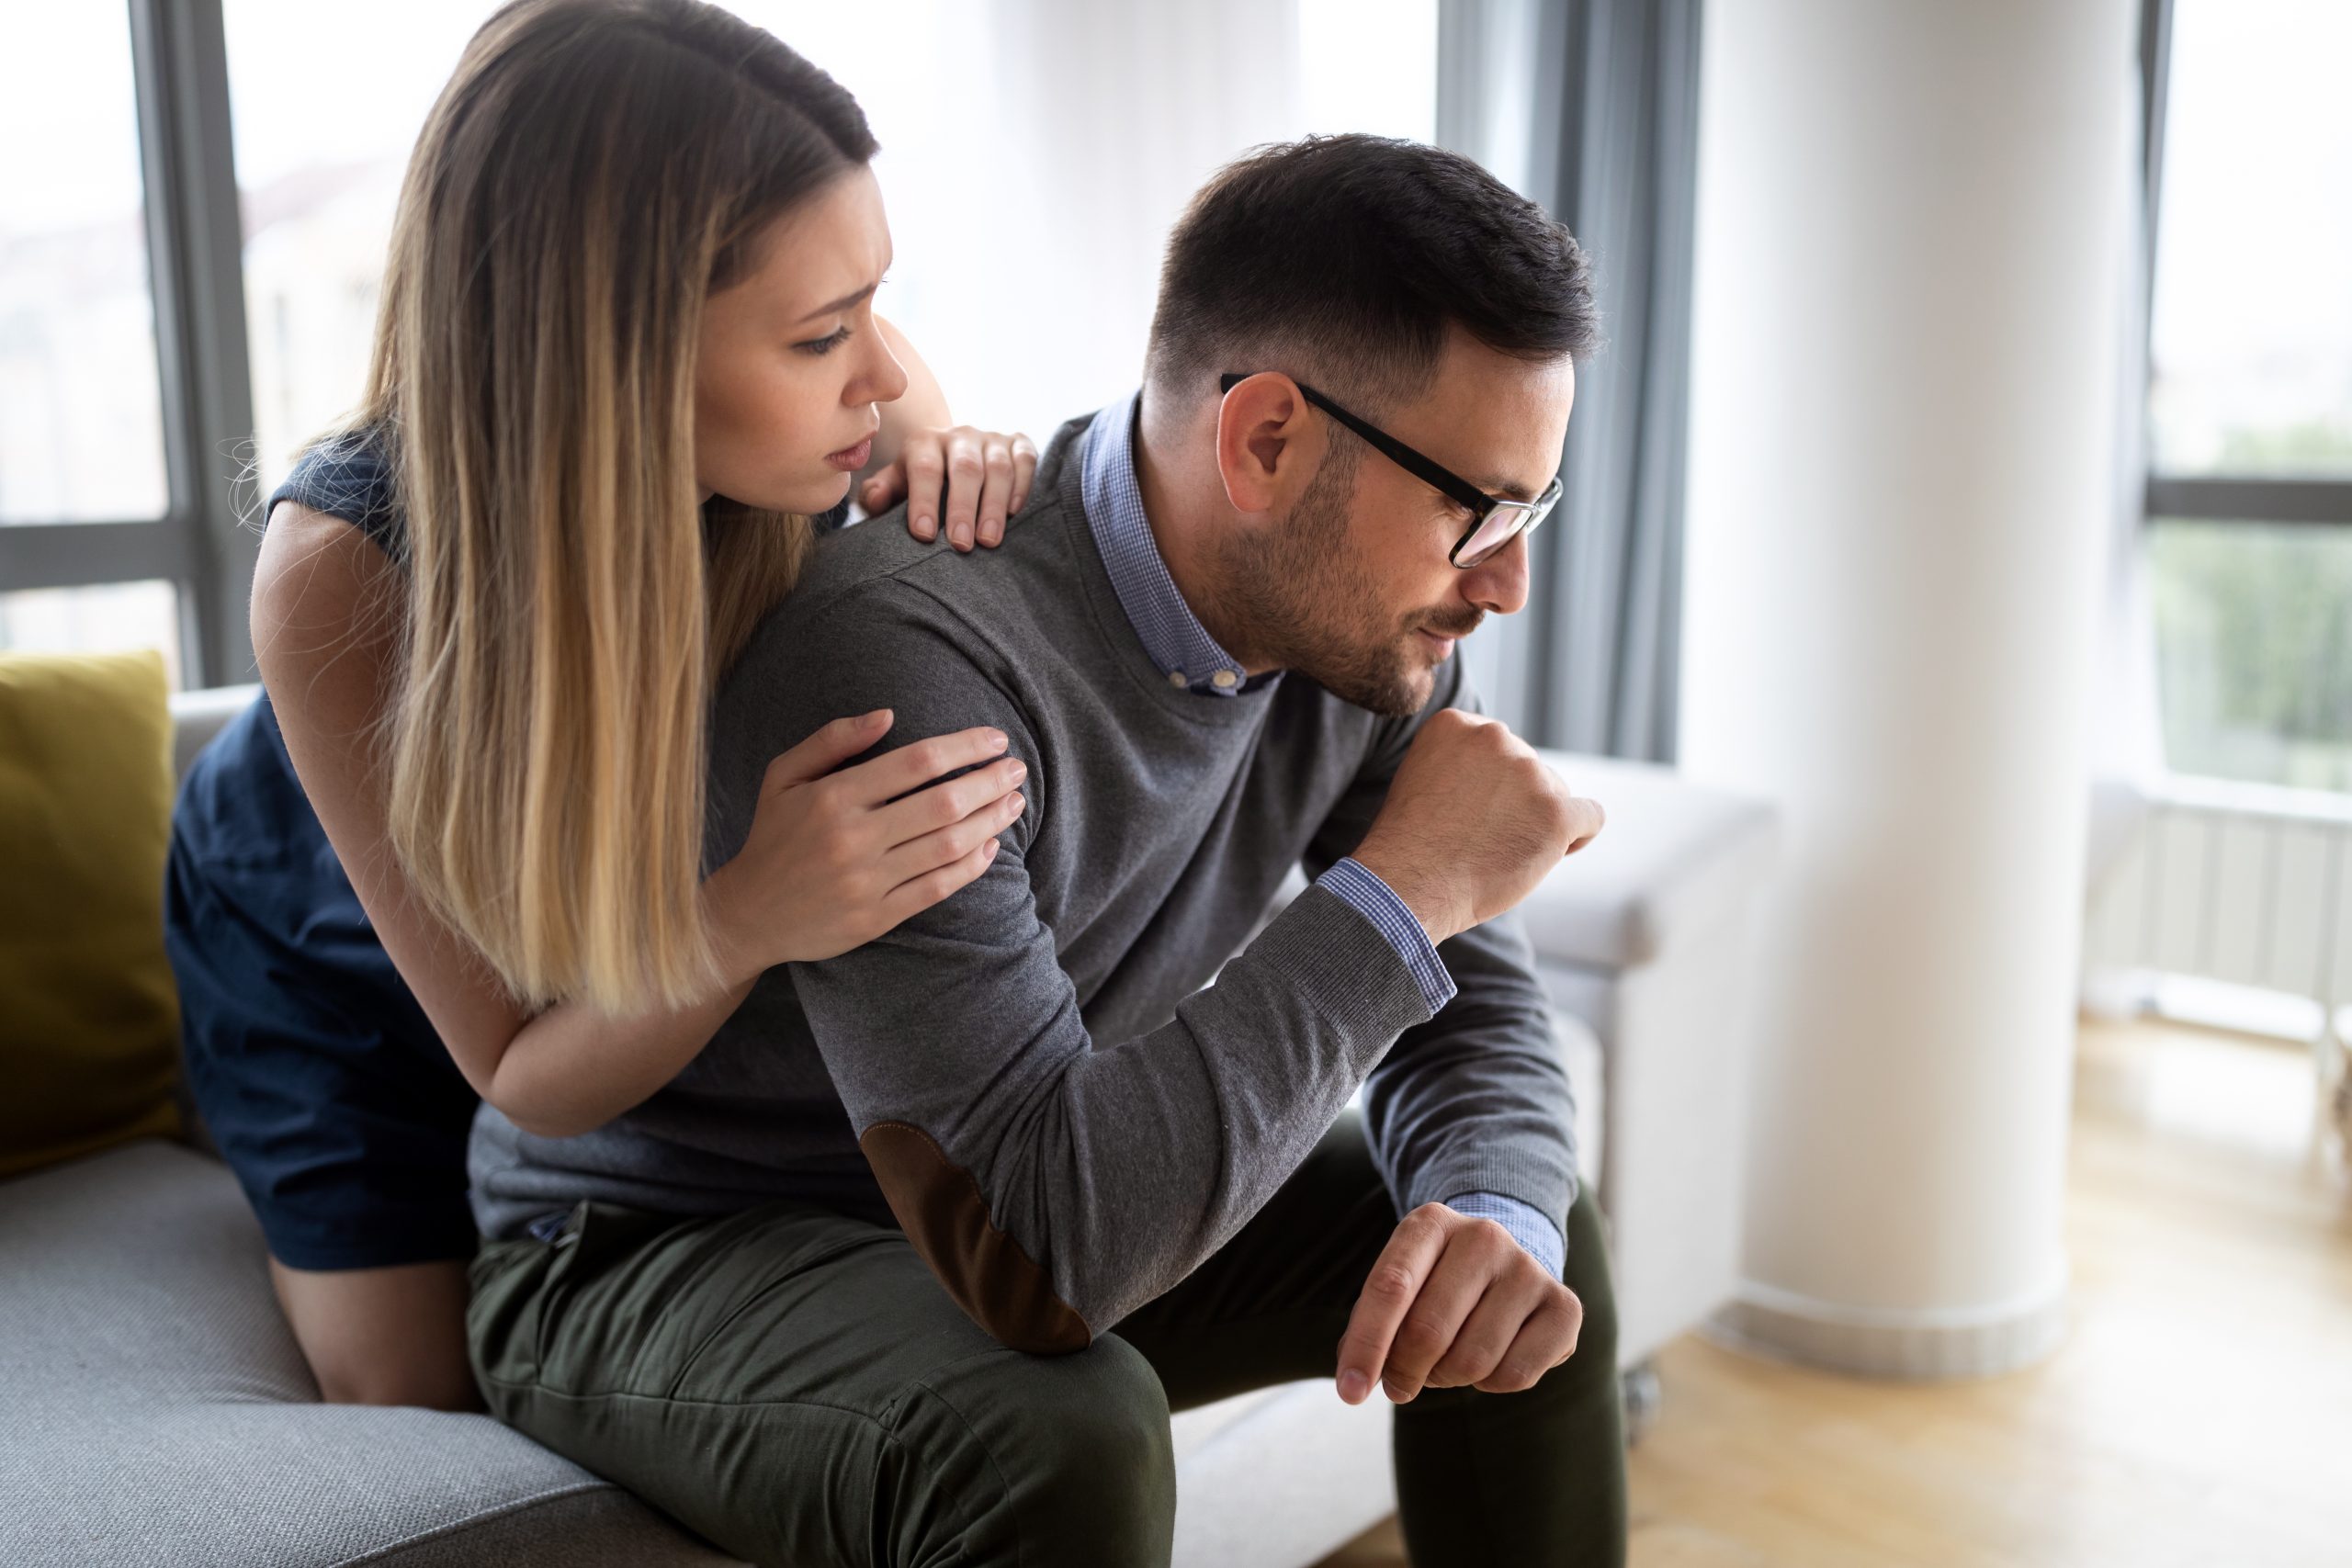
[469,412,1578,1352]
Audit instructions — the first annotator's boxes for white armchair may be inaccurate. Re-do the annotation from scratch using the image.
[1517,748,1782,1374]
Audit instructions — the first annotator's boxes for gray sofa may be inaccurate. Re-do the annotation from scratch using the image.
[2,682,1778,1567]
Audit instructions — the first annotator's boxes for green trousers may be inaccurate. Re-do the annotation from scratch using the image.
[467,1105,1628,1567]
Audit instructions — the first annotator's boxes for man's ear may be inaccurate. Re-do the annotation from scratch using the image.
[1213,372,1324,516]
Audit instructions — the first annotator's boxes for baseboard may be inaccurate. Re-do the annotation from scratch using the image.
[1699,1268,2071,1382]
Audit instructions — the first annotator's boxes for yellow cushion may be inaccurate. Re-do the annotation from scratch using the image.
[0,649,181,1178]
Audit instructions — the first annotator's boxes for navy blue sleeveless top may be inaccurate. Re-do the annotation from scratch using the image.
[161,423,851,1271]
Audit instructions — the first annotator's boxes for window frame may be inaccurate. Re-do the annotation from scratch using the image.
[0,0,256,690]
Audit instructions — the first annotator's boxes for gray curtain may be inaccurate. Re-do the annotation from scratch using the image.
[1440,0,1703,762]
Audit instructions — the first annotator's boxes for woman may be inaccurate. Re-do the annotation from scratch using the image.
[164,0,1036,1411]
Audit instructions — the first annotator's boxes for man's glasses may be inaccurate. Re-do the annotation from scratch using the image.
[1219,371,1564,569]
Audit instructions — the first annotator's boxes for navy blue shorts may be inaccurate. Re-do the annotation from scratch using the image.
[163,694,480,1272]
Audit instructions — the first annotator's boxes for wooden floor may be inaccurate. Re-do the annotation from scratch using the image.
[1316,1015,2352,1567]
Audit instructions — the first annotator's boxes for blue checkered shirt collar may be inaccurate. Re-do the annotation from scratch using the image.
[1079,391,1277,698]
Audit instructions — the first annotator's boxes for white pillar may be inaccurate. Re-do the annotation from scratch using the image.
[1677,0,2135,1377]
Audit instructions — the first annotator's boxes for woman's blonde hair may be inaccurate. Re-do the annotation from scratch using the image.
[320,0,877,1016]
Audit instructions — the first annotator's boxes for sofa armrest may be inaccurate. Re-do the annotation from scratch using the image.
[1516,750,1781,972]
[168,682,263,784]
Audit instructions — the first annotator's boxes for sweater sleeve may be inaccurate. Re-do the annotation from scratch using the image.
[710,586,1440,1353]
[1301,654,1583,1260]
[1316,858,1569,1272]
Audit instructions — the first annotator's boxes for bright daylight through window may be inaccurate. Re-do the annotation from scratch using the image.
[2143,0,2352,795]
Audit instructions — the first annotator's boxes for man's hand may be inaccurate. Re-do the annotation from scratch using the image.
[1349,709,1604,946]
[1332,1202,1584,1405]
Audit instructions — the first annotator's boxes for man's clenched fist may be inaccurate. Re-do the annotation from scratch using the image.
[1351,709,1603,945]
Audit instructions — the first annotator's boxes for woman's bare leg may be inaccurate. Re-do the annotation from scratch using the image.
[268,1257,483,1411]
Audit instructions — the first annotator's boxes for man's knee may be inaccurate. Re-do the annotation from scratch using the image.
[923,1331,1173,1489]
[891,1332,1176,1561]
[1028,1334,1174,1490]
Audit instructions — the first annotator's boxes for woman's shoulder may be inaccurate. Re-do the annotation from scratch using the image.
[266,423,403,551]
[250,430,410,759]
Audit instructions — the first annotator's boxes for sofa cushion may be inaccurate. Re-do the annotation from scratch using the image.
[0,650,182,1179]
[0,1140,735,1567]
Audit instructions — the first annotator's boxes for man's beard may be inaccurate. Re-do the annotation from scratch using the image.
[1207,446,1480,717]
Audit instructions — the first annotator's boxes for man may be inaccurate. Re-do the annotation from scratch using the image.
[469,132,1619,1566]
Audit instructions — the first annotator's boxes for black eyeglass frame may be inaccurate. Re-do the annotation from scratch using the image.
[1218,371,1564,568]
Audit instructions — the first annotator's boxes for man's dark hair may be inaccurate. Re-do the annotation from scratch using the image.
[1144,133,1600,412]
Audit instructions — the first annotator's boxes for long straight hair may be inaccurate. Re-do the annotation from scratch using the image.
[321,0,877,1015]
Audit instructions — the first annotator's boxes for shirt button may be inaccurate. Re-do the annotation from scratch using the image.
[1169,670,1190,687]
[1211,670,1238,690]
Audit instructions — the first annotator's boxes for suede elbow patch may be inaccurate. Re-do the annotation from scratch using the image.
[857,1120,1091,1355]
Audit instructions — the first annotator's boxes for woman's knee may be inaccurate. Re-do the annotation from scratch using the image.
[270,1257,483,1411]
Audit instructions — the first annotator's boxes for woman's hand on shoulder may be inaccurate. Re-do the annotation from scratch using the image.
[704,710,1031,977]
[858,424,1038,553]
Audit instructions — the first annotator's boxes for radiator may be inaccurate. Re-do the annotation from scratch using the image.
[2082,774,2352,1049]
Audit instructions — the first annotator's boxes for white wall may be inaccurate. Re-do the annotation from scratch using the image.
[748,0,1440,450]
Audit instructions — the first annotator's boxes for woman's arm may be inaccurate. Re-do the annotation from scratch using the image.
[479,716,1025,1135]
[254,503,1023,1141]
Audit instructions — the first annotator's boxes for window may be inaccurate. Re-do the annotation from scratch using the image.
[0,582,184,691]
[2150,521,2352,792]
[223,1,487,495]
[5,1,1437,692]
[0,5,167,524]
[2143,0,2352,794]
[0,5,183,676]
[2146,1,2352,477]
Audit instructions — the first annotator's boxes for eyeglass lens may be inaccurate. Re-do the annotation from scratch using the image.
[1453,473,1563,567]
[1455,507,1530,567]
